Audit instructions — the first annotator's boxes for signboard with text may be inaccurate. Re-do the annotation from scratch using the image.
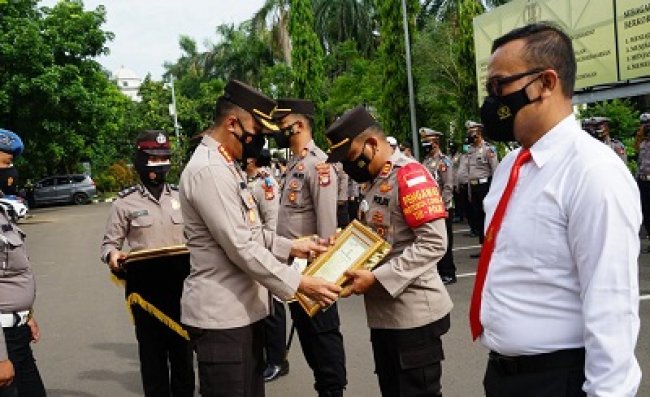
[473,0,650,103]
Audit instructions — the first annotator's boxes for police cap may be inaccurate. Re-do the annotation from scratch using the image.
[222,80,279,132]
[590,116,610,124]
[136,130,171,157]
[0,129,24,158]
[465,121,483,129]
[419,127,443,139]
[272,98,315,120]
[640,113,649,124]
[325,106,378,163]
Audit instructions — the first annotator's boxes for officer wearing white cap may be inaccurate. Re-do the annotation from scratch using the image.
[0,128,46,396]
[464,121,498,251]
[590,116,627,164]
[386,136,399,154]
[179,80,340,396]
[326,106,453,397]
[420,127,457,284]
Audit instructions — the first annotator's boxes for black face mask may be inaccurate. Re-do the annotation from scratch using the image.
[0,167,18,196]
[273,122,298,149]
[465,135,476,145]
[134,152,170,187]
[480,77,541,143]
[342,142,375,183]
[234,119,266,160]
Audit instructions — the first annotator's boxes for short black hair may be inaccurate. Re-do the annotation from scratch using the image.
[213,97,242,125]
[492,22,576,98]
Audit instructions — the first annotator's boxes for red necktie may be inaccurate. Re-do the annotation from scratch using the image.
[469,148,532,340]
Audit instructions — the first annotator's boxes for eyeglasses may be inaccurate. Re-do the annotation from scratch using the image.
[485,68,544,96]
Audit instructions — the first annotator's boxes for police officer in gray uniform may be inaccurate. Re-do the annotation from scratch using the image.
[271,98,347,397]
[326,106,453,397]
[334,163,350,228]
[0,128,46,397]
[179,81,339,397]
[636,115,650,248]
[590,116,627,164]
[420,128,456,284]
[464,121,498,247]
[101,130,195,397]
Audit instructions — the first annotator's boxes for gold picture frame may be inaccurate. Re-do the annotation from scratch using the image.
[296,220,391,316]
[124,245,189,265]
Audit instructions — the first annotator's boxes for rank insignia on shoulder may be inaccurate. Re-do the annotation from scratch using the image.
[218,145,234,164]
[379,182,392,193]
[316,163,331,187]
[379,162,393,178]
[118,186,138,198]
[248,209,257,223]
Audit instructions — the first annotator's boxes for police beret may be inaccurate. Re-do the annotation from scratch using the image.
[272,98,315,120]
[640,113,649,123]
[325,105,378,163]
[419,127,443,138]
[387,136,398,146]
[465,121,483,129]
[0,129,24,157]
[590,116,610,124]
[136,130,171,156]
[222,80,279,132]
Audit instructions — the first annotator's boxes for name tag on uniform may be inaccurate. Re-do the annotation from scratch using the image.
[129,210,149,219]
[373,196,390,206]
[292,173,305,179]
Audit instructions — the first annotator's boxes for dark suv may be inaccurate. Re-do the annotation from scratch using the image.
[33,174,97,206]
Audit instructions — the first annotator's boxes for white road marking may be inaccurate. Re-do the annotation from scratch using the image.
[452,245,482,251]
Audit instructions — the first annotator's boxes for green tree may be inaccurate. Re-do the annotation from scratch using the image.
[313,0,377,56]
[289,0,327,137]
[252,0,292,64]
[376,0,419,141]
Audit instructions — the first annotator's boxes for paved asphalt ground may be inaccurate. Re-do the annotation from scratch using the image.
[18,202,650,396]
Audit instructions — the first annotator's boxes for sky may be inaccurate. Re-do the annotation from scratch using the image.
[39,0,267,80]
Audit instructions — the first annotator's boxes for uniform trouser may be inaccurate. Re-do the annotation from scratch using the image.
[470,181,491,244]
[288,302,347,395]
[264,299,287,366]
[133,307,195,397]
[638,180,650,237]
[187,321,265,397]
[370,314,450,397]
[0,325,45,397]
[337,202,351,229]
[348,199,360,222]
[458,185,476,234]
[437,210,456,277]
[483,349,586,397]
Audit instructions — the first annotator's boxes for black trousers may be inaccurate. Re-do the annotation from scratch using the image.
[458,185,477,234]
[370,314,450,397]
[0,325,45,397]
[289,302,347,395]
[133,307,195,397]
[638,179,650,237]
[470,181,491,244]
[264,299,287,366]
[337,202,351,229]
[348,199,360,222]
[437,210,456,277]
[187,321,265,397]
[483,349,586,397]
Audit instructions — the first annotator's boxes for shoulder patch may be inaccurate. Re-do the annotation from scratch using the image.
[397,163,447,228]
[315,163,331,187]
[118,186,138,198]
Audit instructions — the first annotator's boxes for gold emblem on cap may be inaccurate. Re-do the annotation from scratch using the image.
[498,105,512,120]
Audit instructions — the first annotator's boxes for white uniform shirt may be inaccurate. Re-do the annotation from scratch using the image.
[480,115,641,397]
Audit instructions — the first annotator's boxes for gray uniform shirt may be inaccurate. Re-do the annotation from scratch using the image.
[638,140,650,176]
[248,168,280,232]
[100,184,184,262]
[277,140,338,239]
[179,135,300,330]
[0,206,34,360]
[360,151,453,329]
[422,152,454,209]
[466,142,498,181]
[604,137,627,164]
[455,153,469,186]
[334,163,349,203]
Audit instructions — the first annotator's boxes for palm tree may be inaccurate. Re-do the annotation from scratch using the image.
[313,0,377,56]
[251,0,292,65]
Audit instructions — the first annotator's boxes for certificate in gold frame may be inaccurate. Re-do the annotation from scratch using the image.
[296,220,391,316]
[124,245,189,266]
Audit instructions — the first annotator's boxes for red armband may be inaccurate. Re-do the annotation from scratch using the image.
[397,163,447,228]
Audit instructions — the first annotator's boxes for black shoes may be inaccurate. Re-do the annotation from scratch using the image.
[263,360,289,382]
[441,275,457,285]
[470,252,480,258]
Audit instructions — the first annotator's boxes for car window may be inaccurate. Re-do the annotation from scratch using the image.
[71,175,86,183]
[56,177,71,185]
[39,178,54,187]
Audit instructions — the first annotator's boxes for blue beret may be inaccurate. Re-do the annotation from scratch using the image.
[0,129,24,157]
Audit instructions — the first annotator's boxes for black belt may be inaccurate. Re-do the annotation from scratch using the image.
[489,348,585,376]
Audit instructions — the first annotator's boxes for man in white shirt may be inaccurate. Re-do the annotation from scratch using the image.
[471,22,641,397]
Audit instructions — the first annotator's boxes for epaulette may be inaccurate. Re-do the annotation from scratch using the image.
[118,186,138,198]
